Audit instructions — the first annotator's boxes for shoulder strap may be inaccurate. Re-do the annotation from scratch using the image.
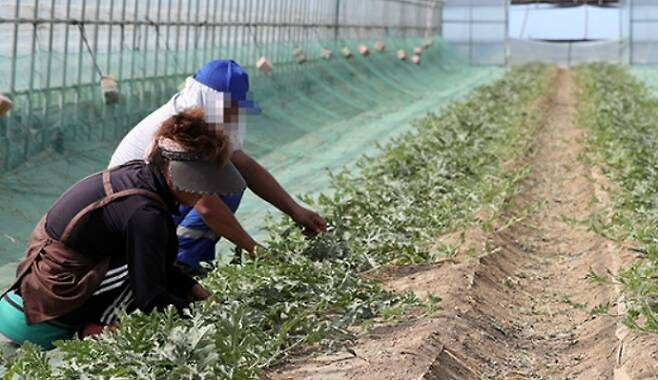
[60,170,166,243]
[102,170,114,196]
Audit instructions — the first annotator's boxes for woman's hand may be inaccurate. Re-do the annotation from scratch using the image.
[291,206,328,236]
[188,283,211,301]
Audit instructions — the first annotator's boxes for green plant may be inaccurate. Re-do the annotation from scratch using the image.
[2,64,552,379]
[576,63,658,333]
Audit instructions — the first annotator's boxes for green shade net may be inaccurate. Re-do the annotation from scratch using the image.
[0,36,503,287]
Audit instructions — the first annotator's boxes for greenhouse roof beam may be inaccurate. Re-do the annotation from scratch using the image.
[511,0,618,4]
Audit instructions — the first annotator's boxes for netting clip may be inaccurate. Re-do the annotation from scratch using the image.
[257,57,274,75]
[292,48,306,64]
[422,38,433,49]
[100,76,120,105]
[321,49,333,60]
[341,47,353,59]
[0,93,12,117]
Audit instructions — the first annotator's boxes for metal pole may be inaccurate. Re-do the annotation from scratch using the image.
[219,0,227,60]
[301,0,310,67]
[143,0,152,87]
[244,0,253,65]
[469,0,473,65]
[226,0,234,63]
[334,0,341,43]
[175,0,183,76]
[618,0,623,64]
[583,0,588,40]
[93,0,101,84]
[74,0,87,141]
[294,0,304,71]
[504,0,510,66]
[296,0,304,68]
[233,0,241,64]
[192,0,201,70]
[129,0,139,119]
[6,0,21,169]
[254,0,264,66]
[9,0,20,96]
[5,0,21,169]
[57,0,72,154]
[184,0,192,71]
[164,0,172,79]
[210,0,219,61]
[202,0,211,64]
[117,0,126,83]
[106,0,115,73]
[628,0,635,65]
[26,0,39,156]
[93,0,103,141]
[43,0,56,149]
[281,0,289,67]
[154,0,163,83]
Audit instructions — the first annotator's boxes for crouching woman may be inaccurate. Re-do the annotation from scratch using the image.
[0,107,245,350]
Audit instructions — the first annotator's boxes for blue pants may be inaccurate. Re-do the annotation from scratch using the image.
[174,193,243,268]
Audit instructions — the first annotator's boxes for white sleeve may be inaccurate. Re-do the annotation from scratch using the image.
[109,105,173,168]
[224,123,247,153]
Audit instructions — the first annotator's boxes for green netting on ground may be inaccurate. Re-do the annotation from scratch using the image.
[0,36,503,287]
[630,66,658,95]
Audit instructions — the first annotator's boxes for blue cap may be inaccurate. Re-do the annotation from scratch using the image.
[193,60,260,113]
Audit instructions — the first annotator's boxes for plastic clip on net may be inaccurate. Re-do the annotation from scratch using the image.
[292,48,306,64]
[0,93,12,117]
[374,41,385,52]
[321,49,333,60]
[257,57,274,75]
[422,38,433,49]
[100,76,119,105]
[341,47,353,59]
[412,54,421,65]
[414,46,424,56]
[397,49,407,60]
[358,44,370,56]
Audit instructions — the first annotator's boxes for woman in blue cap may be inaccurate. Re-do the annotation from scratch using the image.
[110,60,327,271]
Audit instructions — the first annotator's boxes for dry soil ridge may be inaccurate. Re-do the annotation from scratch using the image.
[268,69,658,380]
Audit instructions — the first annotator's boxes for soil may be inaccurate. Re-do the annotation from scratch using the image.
[267,69,658,380]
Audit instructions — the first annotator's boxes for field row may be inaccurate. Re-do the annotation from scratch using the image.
[577,64,658,333]
[1,64,556,379]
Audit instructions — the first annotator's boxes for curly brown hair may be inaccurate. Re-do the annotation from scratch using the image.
[148,107,230,167]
